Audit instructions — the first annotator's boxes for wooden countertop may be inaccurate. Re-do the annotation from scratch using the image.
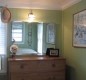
[8,56,66,61]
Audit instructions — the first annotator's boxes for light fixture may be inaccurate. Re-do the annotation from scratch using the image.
[28,9,35,22]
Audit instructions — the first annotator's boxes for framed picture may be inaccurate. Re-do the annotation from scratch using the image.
[73,9,86,47]
[50,49,59,57]
[46,48,59,57]
[46,23,55,44]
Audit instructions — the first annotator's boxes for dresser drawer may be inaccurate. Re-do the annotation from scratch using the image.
[39,59,65,72]
[9,61,40,73]
[11,71,65,80]
[9,59,65,73]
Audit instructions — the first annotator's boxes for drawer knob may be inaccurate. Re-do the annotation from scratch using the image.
[20,64,24,69]
[52,77,56,80]
[21,79,24,80]
[48,77,51,80]
[52,63,56,67]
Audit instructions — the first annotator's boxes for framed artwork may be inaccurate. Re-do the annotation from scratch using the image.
[73,10,86,47]
[49,49,59,57]
[46,48,59,57]
[46,23,55,44]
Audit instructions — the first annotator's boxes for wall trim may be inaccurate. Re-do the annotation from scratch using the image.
[61,0,82,10]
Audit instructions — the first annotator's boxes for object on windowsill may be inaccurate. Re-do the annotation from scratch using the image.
[1,7,11,23]
[10,44,18,58]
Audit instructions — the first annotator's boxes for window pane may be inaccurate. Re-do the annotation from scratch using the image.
[12,34,22,37]
[14,38,22,41]
[12,30,22,33]
[12,22,23,42]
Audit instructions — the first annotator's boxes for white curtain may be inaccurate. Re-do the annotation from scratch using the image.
[0,13,7,73]
[0,57,1,70]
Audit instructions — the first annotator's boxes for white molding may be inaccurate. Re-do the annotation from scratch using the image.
[61,0,82,10]
[0,0,82,10]
[5,2,61,10]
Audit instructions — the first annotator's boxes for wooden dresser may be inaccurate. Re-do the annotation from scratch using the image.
[8,56,66,80]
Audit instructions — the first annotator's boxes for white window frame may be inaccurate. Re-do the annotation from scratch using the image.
[12,21,25,44]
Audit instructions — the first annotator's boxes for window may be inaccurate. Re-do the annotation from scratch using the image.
[0,13,7,73]
[12,22,24,43]
[0,14,7,55]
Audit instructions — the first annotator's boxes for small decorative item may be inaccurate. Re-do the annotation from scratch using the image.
[1,7,11,23]
[46,48,54,56]
[46,48,59,57]
[73,9,86,47]
[10,44,18,58]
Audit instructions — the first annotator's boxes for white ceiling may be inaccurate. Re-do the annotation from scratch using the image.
[0,0,81,10]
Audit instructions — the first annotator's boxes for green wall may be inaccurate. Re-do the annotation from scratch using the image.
[9,8,62,23]
[62,0,86,80]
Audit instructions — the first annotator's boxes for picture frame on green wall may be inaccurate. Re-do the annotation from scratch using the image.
[73,9,86,47]
[46,23,55,44]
